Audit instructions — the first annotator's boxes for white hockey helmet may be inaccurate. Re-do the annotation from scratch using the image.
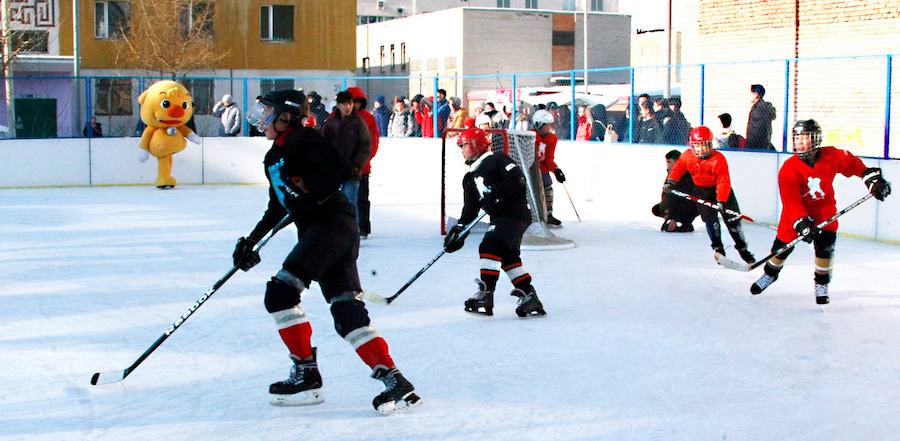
[532,109,554,129]
[475,112,492,128]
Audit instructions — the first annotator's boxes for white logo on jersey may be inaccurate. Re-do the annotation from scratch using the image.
[538,142,547,161]
[806,176,825,200]
[505,163,516,171]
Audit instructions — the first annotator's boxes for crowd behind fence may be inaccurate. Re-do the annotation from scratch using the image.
[0,54,896,159]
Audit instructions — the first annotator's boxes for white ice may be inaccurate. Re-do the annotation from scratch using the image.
[2,185,899,441]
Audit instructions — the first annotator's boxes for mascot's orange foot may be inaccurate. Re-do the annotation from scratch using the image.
[155,176,177,189]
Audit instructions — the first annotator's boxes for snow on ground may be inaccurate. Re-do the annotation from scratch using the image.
[1,185,899,441]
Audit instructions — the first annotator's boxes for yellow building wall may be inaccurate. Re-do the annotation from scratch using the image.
[75,0,355,71]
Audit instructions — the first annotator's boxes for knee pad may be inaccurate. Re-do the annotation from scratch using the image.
[814,231,837,259]
[329,297,371,338]
[263,270,307,313]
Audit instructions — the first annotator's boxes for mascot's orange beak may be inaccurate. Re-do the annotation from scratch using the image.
[167,106,185,119]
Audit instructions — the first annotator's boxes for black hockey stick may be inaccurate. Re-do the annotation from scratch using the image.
[716,193,874,272]
[90,215,293,386]
[666,188,755,223]
[365,211,488,306]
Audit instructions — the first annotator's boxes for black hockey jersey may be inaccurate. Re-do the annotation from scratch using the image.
[458,151,532,226]
[248,127,353,240]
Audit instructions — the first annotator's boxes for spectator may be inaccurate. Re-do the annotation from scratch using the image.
[436,89,451,131]
[373,95,391,137]
[307,91,330,130]
[388,100,412,137]
[249,96,266,136]
[554,103,571,140]
[321,91,371,223]
[447,97,469,135]
[637,102,662,144]
[665,97,691,146]
[83,116,103,137]
[419,97,435,138]
[575,104,593,141]
[408,94,423,137]
[652,149,698,232]
[212,94,241,136]
[715,113,746,148]
[590,104,610,141]
[482,102,506,129]
[346,87,380,239]
[133,118,146,137]
[746,84,776,150]
[514,104,531,131]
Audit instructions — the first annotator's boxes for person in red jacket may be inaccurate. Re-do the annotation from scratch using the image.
[347,87,380,239]
[665,126,755,263]
[531,109,566,227]
[750,119,891,304]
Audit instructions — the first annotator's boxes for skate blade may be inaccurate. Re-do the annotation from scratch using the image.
[375,392,422,416]
[516,309,547,318]
[270,389,324,406]
[464,306,493,316]
[816,296,830,305]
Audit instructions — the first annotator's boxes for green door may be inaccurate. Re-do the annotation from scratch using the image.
[14,98,57,138]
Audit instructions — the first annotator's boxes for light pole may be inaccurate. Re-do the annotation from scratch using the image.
[664,0,672,98]
[583,0,588,94]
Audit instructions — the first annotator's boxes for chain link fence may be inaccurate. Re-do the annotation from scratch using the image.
[1,54,897,158]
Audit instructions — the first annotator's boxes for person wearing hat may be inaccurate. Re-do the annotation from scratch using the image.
[321,90,372,224]
[212,94,242,136]
[746,84,776,150]
[345,87,380,239]
[714,113,745,148]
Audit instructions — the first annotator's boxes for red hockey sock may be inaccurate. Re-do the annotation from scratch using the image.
[355,337,395,369]
[278,322,313,359]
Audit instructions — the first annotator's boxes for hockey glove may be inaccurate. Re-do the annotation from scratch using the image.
[233,237,261,271]
[479,190,501,212]
[793,216,818,244]
[444,225,467,253]
[553,168,567,183]
[863,167,891,201]
[662,179,676,193]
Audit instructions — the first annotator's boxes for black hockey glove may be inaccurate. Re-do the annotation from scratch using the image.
[479,190,501,211]
[662,179,676,193]
[444,225,467,253]
[233,237,261,271]
[553,168,566,183]
[793,216,818,244]
[863,167,891,201]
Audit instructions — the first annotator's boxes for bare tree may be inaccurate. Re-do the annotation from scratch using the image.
[115,0,226,77]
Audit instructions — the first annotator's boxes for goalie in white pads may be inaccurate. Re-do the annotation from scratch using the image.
[444,127,547,318]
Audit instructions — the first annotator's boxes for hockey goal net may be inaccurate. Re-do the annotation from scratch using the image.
[441,128,575,250]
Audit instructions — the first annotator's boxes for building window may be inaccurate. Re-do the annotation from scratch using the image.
[260,79,295,96]
[94,1,131,39]
[181,79,214,115]
[496,0,509,7]
[95,79,132,115]
[400,42,406,70]
[260,5,294,41]
[563,0,576,10]
[11,30,49,53]
[179,2,214,39]
[525,0,538,9]
[390,44,395,71]
[379,45,385,72]
[591,0,603,11]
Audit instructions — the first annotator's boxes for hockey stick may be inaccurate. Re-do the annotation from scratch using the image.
[90,215,293,386]
[365,211,489,306]
[560,182,582,222]
[667,189,755,223]
[716,193,874,272]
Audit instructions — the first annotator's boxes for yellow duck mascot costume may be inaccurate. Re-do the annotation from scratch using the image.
[137,80,201,189]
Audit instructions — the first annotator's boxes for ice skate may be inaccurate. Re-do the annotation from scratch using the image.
[269,349,324,406]
[371,366,421,415]
[511,288,546,317]
[750,273,778,295]
[546,214,562,228]
[464,279,494,316]
[815,283,830,305]
[736,247,756,264]
[713,246,726,261]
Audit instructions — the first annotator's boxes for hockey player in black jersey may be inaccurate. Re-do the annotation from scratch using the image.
[235,89,420,414]
[444,127,546,318]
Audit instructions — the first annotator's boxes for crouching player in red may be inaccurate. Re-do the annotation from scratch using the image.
[444,127,547,318]
[750,119,891,304]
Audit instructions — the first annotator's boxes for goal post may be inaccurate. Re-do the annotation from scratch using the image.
[441,128,575,250]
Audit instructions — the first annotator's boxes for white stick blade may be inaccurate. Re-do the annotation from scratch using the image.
[715,254,751,272]
[362,290,389,305]
[91,370,126,385]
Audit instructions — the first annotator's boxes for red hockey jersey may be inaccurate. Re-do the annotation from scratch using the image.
[534,130,559,174]
[776,146,867,242]
[667,148,732,202]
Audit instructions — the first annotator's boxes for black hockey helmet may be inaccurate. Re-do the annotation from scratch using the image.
[248,89,307,131]
[792,119,822,160]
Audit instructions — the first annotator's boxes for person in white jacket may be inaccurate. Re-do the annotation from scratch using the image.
[212,94,242,136]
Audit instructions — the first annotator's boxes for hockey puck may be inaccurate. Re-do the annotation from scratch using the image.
[371,270,377,276]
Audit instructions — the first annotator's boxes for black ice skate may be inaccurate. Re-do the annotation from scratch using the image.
[736,247,756,264]
[511,288,546,318]
[713,246,726,260]
[269,349,324,406]
[750,273,778,295]
[815,283,830,305]
[371,366,421,415]
[464,279,494,316]
[547,214,562,227]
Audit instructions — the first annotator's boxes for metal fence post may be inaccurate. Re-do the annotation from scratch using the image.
[242,78,249,137]
[629,67,635,144]
[699,63,705,126]
[432,76,439,138]
[782,59,790,153]
[511,74,517,128]
[885,54,893,159]
[569,70,576,140]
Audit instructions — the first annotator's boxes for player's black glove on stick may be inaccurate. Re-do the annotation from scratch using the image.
[444,225,467,253]
[233,237,261,271]
[863,167,891,201]
[793,216,818,244]
[479,190,501,212]
[553,168,566,183]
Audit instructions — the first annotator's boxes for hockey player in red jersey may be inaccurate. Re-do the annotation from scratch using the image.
[750,119,891,304]
[235,89,419,414]
[665,126,755,263]
[532,109,566,227]
[444,127,547,317]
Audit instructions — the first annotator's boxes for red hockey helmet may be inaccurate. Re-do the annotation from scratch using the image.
[458,127,490,164]
[689,126,714,159]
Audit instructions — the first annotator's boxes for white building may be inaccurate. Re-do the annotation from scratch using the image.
[358,0,619,23]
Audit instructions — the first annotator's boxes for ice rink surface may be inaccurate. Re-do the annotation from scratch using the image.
[2,185,899,441]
